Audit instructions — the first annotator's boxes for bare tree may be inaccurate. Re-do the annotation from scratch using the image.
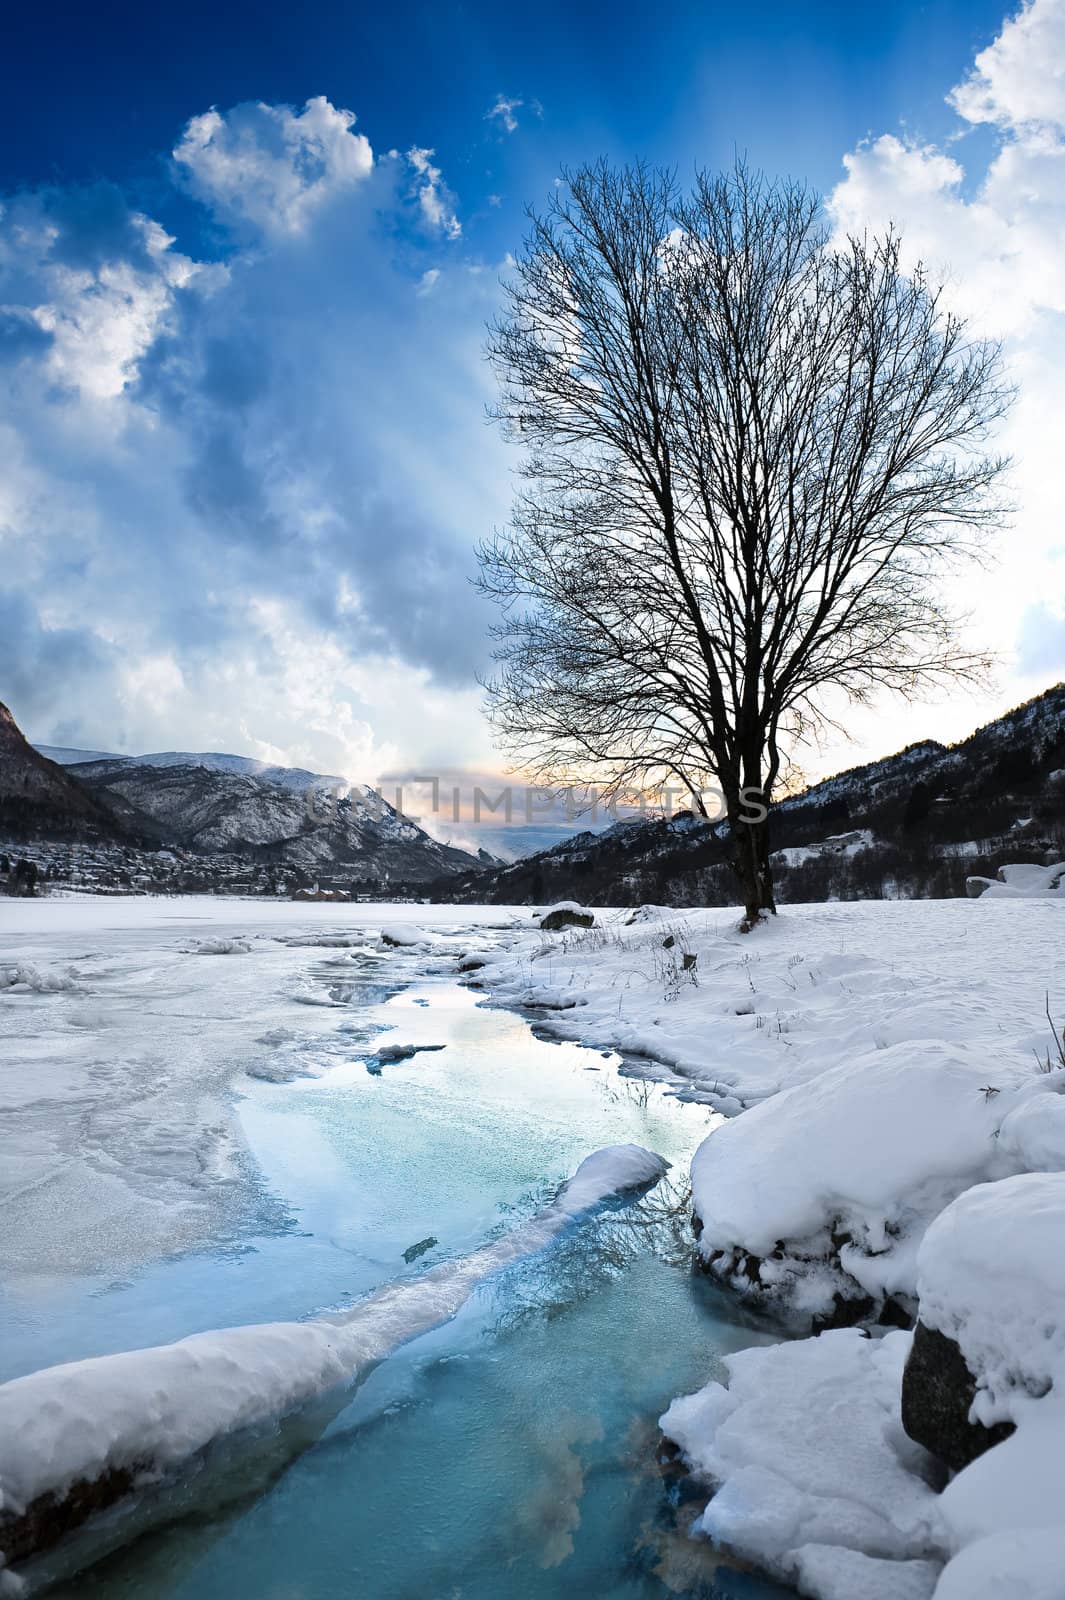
[478,162,1010,925]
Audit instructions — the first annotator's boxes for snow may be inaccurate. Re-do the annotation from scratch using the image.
[0,964,80,992]
[33,744,347,791]
[660,1173,1065,1600]
[909,1175,1065,1597]
[939,1398,1065,1548]
[966,860,1065,899]
[5,892,1065,1595]
[189,935,251,954]
[770,828,876,868]
[478,899,1065,1114]
[659,1306,1065,1600]
[997,1092,1065,1170]
[0,1141,665,1531]
[0,897,532,1276]
[555,1142,668,1213]
[478,901,1065,1316]
[794,1547,941,1600]
[660,1330,942,1593]
[377,922,432,946]
[933,1532,1065,1600]
[916,1172,1065,1420]
[689,1043,1033,1319]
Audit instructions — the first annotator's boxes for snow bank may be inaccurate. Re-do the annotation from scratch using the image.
[0,964,79,993]
[967,861,1065,899]
[0,1142,666,1555]
[660,1170,1065,1600]
[691,1044,1028,1320]
[377,923,432,947]
[660,1329,942,1597]
[477,901,1065,1322]
[473,901,1065,1598]
[189,937,251,955]
[538,902,596,931]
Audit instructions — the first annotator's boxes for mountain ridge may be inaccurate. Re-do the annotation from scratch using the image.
[0,705,127,843]
[2,709,483,887]
[429,683,1065,906]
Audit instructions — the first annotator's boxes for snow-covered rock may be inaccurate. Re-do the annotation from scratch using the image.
[556,1142,668,1213]
[377,922,432,947]
[539,902,595,931]
[690,1043,1030,1324]
[915,1172,1065,1425]
[910,1174,1065,1598]
[966,861,1065,899]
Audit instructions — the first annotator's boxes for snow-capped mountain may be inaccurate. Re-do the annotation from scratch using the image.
[63,754,477,880]
[38,746,347,794]
[0,714,481,885]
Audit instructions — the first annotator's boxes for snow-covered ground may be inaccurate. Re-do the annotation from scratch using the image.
[2,895,720,1591]
[0,897,530,1279]
[475,897,1065,1600]
[3,892,1064,1598]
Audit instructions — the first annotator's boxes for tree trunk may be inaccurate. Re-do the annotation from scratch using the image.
[731,804,776,927]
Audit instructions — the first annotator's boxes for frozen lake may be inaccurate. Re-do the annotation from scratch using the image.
[0,898,790,1598]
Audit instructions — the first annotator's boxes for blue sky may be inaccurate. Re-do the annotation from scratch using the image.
[9,1,1007,230]
[3,0,1064,848]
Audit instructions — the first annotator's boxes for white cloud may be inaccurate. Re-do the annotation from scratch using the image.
[0,198,202,399]
[0,98,507,770]
[173,95,373,237]
[950,0,1065,131]
[486,94,523,134]
[824,0,1065,767]
[406,146,461,238]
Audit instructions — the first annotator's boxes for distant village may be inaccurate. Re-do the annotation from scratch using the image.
[0,840,415,902]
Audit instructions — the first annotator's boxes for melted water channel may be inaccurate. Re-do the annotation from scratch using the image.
[15,951,792,1599]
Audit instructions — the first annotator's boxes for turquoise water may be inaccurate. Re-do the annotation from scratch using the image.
[14,962,793,1599]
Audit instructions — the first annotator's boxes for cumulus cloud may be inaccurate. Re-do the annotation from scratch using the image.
[826,0,1065,747]
[949,0,1065,131]
[0,185,200,398]
[0,97,506,773]
[173,95,373,237]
